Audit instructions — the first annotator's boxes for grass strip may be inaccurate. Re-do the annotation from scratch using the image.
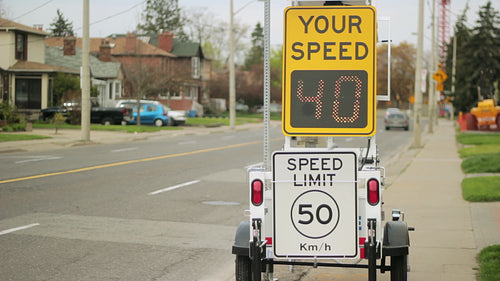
[478,245,500,281]
[0,134,51,142]
[462,176,500,202]
[457,133,500,145]
[459,144,500,158]
[461,153,500,174]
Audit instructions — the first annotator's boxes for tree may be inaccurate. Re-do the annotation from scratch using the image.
[49,9,74,37]
[377,42,416,109]
[137,0,187,40]
[446,1,500,112]
[244,22,264,69]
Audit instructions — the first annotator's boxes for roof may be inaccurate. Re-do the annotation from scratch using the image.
[8,60,77,74]
[45,46,122,79]
[45,36,176,57]
[171,38,204,58]
[0,17,49,36]
[107,33,203,58]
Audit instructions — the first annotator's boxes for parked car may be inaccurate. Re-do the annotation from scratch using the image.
[385,111,409,130]
[116,100,186,126]
[40,105,132,125]
[128,103,172,127]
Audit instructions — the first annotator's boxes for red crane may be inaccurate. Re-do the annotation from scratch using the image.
[438,0,451,66]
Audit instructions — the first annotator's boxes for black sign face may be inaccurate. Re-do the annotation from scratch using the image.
[290,70,368,129]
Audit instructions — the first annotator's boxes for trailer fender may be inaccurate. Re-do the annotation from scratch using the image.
[383,221,410,257]
[232,220,250,256]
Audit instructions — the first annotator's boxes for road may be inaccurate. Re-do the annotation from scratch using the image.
[0,117,417,280]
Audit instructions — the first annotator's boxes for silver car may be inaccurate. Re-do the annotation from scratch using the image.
[385,112,409,131]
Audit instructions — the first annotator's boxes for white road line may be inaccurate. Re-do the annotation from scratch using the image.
[111,147,138,153]
[15,156,62,164]
[178,140,196,145]
[0,223,40,235]
[148,180,201,195]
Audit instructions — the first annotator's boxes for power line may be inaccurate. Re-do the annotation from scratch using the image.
[74,1,144,32]
[12,0,54,20]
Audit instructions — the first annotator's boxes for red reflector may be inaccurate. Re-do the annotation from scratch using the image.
[266,237,272,245]
[360,248,365,259]
[359,237,366,245]
[251,179,263,206]
[367,178,379,205]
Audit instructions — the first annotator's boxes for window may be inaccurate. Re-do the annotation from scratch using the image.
[15,77,41,109]
[171,91,181,99]
[114,82,121,99]
[191,57,200,79]
[15,33,27,60]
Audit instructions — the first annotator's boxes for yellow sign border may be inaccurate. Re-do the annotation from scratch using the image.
[282,6,377,137]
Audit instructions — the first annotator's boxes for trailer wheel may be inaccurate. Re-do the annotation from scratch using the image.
[235,255,252,281]
[391,255,408,281]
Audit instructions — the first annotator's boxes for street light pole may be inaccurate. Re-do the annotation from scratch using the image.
[413,0,424,147]
[229,0,236,130]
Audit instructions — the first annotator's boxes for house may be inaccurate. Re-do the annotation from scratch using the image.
[45,37,125,107]
[47,32,210,113]
[146,32,211,113]
[0,17,76,114]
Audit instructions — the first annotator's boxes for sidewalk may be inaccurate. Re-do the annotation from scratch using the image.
[383,118,499,280]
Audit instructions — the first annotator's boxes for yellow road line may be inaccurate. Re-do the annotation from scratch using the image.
[0,138,280,184]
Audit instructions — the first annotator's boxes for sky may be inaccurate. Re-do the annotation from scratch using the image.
[2,0,499,51]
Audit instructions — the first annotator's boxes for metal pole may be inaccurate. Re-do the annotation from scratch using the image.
[263,0,270,171]
[81,0,90,141]
[428,0,435,133]
[413,0,424,147]
[229,0,236,130]
[450,34,456,120]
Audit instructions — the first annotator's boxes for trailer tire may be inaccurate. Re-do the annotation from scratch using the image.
[391,255,408,281]
[235,255,252,281]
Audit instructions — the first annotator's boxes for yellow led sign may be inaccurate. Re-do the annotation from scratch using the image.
[282,6,377,136]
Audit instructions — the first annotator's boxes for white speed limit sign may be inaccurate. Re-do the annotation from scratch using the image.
[273,151,358,258]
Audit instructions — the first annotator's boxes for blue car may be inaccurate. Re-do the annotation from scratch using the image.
[128,103,172,127]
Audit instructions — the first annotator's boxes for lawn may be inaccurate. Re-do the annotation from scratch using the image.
[461,153,500,174]
[457,132,500,202]
[462,176,500,202]
[456,132,500,145]
[0,134,51,142]
[478,245,500,281]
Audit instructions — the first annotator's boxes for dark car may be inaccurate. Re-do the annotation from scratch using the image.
[40,107,68,121]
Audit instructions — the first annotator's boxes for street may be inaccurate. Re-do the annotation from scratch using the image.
[0,118,415,281]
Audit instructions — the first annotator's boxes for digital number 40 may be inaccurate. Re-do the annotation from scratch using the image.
[296,75,363,124]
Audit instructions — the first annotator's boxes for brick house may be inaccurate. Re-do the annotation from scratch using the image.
[46,32,210,113]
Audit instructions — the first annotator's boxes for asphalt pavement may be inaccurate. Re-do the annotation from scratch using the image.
[1,119,499,281]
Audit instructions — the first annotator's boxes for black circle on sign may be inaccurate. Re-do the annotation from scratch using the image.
[290,190,340,239]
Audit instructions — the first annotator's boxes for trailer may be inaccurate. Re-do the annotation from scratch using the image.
[232,1,412,280]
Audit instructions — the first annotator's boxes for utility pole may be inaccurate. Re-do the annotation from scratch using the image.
[428,0,436,133]
[229,0,236,130]
[81,0,90,141]
[413,0,424,147]
[450,34,457,120]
